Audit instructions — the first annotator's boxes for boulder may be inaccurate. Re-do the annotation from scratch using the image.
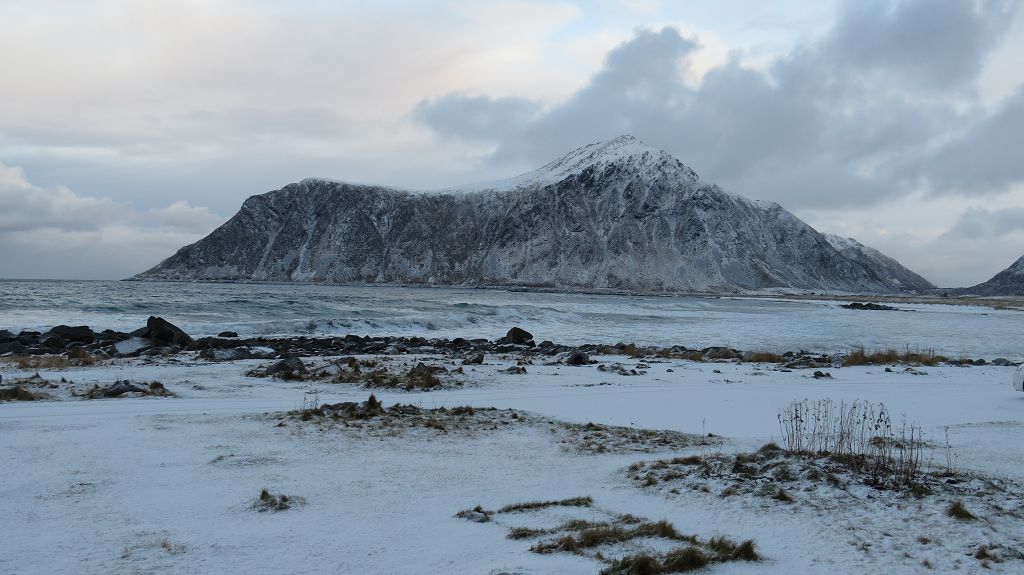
[46,325,95,342]
[703,346,739,360]
[42,336,66,351]
[99,380,147,397]
[462,352,485,365]
[992,358,1011,366]
[265,357,306,378]
[497,327,534,346]
[141,316,193,346]
[0,341,26,355]
[565,349,590,366]
[218,331,239,338]
[0,329,15,344]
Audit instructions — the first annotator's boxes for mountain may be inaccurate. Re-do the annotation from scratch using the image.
[823,234,935,292]
[952,255,1024,296]
[133,135,933,293]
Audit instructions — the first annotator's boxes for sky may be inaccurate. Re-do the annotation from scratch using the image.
[1,0,1022,287]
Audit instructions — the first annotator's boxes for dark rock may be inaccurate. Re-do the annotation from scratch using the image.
[497,327,534,346]
[0,329,15,344]
[462,352,485,365]
[992,358,1011,366]
[46,325,95,342]
[17,332,40,346]
[973,358,987,366]
[0,341,26,354]
[142,316,193,346]
[66,347,92,360]
[813,370,832,379]
[42,336,66,350]
[218,331,239,338]
[265,357,306,378]
[98,380,147,397]
[565,349,590,366]
[200,347,253,361]
[703,346,738,360]
[840,302,897,311]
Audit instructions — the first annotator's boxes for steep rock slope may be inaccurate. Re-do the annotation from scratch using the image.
[952,255,1024,296]
[134,136,931,293]
[823,234,934,292]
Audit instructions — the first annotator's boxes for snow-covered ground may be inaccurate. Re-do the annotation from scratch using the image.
[2,353,1022,574]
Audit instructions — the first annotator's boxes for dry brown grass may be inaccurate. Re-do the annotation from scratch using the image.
[0,354,97,369]
[844,346,944,366]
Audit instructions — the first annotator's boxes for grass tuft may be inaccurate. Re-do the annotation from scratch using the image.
[499,496,593,513]
[946,499,976,521]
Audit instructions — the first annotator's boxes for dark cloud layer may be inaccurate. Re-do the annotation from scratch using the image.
[415,0,1021,209]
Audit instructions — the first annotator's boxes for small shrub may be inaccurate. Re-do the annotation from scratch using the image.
[947,499,976,521]
[771,488,794,503]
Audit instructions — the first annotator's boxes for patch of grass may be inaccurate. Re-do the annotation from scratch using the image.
[974,545,1001,563]
[158,538,188,555]
[508,527,549,540]
[499,496,593,513]
[455,505,493,522]
[531,520,698,555]
[0,385,49,401]
[947,499,976,521]
[662,546,709,572]
[252,488,302,512]
[601,553,663,575]
[844,346,945,366]
[746,351,786,363]
[771,487,794,503]
[1,354,95,369]
[706,536,760,561]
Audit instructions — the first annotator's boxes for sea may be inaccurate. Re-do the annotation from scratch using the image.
[0,280,1020,358]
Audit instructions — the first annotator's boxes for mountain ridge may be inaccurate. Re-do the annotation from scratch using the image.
[133,136,934,294]
[950,255,1024,296]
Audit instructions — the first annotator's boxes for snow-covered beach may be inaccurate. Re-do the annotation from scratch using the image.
[2,291,1023,574]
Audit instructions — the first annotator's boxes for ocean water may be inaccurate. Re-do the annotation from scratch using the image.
[0,280,1020,358]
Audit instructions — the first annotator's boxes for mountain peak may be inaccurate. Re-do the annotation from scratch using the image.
[443,135,696,193]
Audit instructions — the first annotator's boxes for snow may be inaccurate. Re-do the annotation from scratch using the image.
[436,135,698,194]
[2,351,1022,574]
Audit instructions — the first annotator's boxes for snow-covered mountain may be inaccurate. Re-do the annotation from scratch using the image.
[823,234,934,292]
[952,255,1024,296]
[134,136,933,293]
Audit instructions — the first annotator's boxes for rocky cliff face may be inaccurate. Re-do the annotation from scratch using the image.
[134,136,933,293]
[952,255,1024,296]
[823,234,934,292]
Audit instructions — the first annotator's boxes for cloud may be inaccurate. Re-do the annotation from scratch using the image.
[911,88,1024,196]
[0,161,223,279]
[942,206,1024,239]
[415,1,1021,210]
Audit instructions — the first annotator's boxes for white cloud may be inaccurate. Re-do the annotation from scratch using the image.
[0,161,223,279]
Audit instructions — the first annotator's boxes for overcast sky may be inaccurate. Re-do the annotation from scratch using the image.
[1,0,1022,286]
